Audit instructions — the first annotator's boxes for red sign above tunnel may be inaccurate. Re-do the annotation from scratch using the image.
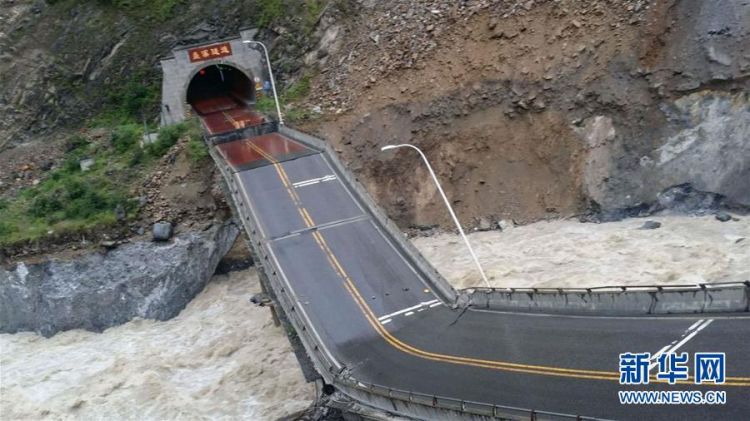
[188,42,233,63]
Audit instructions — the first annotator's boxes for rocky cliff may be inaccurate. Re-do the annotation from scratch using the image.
[0,221,238,337]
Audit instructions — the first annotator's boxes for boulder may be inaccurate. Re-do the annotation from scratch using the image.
[639,220,662,230]
[152,222,173,241]
[715,212,732,222]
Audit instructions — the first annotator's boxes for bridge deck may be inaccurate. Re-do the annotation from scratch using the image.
[209,129,750,420]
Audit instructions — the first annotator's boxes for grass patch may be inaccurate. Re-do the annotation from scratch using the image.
[0,119,200,247]
[90,75,160,127]
[186,136,209,162]
[254,74,317,123]
[255,96,277,114]
[284,105,316,123]
[285,74,311,102]
[1,168,131,246]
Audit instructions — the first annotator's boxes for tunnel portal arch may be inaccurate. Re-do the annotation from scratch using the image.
[160,30,266,125]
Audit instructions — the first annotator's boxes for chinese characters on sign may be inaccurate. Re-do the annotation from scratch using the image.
[656,352,689,384]
[619,352,650,385]
[188,42,232,63]
[694,353,726,385]
[619,352,726,385]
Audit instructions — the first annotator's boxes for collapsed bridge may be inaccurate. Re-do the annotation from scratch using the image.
[161,35,750,421]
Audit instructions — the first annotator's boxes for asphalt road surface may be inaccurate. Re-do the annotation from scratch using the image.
[210,128,750,420]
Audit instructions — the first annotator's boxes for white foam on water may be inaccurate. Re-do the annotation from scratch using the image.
[412,215,749,289]
[0,269,314,421]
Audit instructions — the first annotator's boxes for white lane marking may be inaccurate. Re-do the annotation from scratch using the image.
[405,311,415,316]
[687,319,703,331]
[649,319,714,372]
[377,299,439,321]
[293,175,337,188]
[429,302,441,308]
[381,319,392,325]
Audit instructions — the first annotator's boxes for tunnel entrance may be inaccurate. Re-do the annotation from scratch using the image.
[186,64,255,115]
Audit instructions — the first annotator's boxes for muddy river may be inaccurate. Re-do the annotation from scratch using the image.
[2,215,746,419]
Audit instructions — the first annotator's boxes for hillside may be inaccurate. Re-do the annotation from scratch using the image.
[1,0,748,260]
[0,0,330,259]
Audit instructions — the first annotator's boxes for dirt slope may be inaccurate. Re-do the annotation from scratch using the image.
[299,0,749,228]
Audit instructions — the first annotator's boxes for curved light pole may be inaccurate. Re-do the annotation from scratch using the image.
[243,40,284,125]
[381,144,490,288]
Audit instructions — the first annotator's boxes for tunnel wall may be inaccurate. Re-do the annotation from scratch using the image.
[160,29,266,126]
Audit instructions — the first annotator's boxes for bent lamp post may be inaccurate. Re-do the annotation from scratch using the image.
[381,144,491,288]
[243,40,284,125]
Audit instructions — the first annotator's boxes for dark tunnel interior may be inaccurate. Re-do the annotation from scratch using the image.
[186,64,254,113]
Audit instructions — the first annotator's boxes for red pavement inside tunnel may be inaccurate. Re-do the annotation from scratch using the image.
[187,64,265,135]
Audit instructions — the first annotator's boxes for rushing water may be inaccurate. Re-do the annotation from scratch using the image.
[0,269,314,420]
[2,215,747,420]
[413,215,749,289]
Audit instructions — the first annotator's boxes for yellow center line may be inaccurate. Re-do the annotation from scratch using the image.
[222,111,237,129]
[238,137,750,387]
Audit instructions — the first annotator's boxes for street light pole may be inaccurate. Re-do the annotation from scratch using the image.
[242,40,284,125]
[381,144,490,288]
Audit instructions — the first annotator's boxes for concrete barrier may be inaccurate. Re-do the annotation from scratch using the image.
[465,282,750,315]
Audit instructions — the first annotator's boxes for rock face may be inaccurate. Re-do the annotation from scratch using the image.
[652,92,750,206]
[578,91,750,210]
[0,221,238,337]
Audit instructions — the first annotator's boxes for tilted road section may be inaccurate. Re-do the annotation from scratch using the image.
[204,120,750,420]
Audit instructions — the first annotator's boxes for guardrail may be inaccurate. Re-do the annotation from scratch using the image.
[462,281,750,316]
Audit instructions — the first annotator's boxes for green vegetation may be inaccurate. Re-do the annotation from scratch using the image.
[186,134,210,162]
[91,75,160,127]
[285,74,312,102]
[255,96,277,114]
[304,0,326,32]
[284,105,316,123]
[0,120,202,247]
[49,0,183,21]
[0,158,130,246]
[255,74,317,123]
[258,0,285,27]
